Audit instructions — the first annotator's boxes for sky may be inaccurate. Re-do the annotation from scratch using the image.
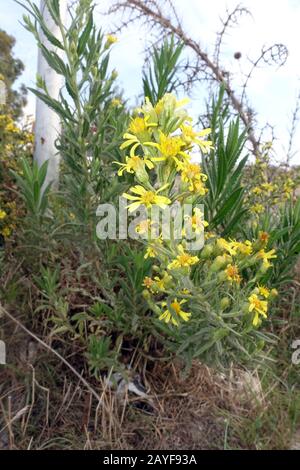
[1,0,300,164]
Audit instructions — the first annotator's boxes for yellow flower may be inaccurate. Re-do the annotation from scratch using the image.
[217,238,237,256]
[153,94,189,117]
[258,231,269,244]
[128,116,149,135]
[159,299,191,326]
[225,264,241,283]
[153,272,172,291]
[114,155,154,176]
[257,248,277,269]
[183,207,208,236]
[1,226,11,238]
[111,98,122,107]
[192,179,208,196]
[180,288,191,295]
[5,122,18,133]
[0,210,7,220]
[120,116,157,156]
[123,185,171,212]
[180,124,213,153]
[106,34,118,46]
[248,293,268,326]
[258,285,270,298]
[148,132,188,165]
[144,238,163,259]
[168,244,199,270]
[179,161,208,195]
[143,277,154,289]
[191,207,209,230]
[261,182,276,192]
[251,186,263,195]
[231,240,253,256]
[251,203,264,214]
[144,246,156,259]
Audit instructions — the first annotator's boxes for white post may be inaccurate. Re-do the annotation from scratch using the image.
[34,0,67,187]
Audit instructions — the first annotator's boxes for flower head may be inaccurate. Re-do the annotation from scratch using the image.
[123,185,171,212]
[183,207,208,236]
[225,264,241,284]
[168,244,199,270]
[179,161,208,195]
[114,155,154,176]
[105,34,118,47]
[159,299,191,326]
[258,285,270,298]
[180,124,213,153]
[148,132,188,166]
[120,116,157,157]
[257,248,277,269]
[248,293,268,326]
[0,210,7,220]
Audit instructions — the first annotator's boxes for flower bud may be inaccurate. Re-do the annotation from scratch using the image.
[220,297,230,310]
[200,244,213,259]
[218,271,227,282]
[210,255,231,272]
[142,289,151,300]
[111,69,118,80]
[270,288,278,300]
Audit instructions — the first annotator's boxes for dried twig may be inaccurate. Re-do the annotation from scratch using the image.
[213,3,252,66]
[0,304,101,402]
[286,87,300,165]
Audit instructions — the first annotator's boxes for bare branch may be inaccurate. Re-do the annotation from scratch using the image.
[214,4,252,66]
[286,87,300,165]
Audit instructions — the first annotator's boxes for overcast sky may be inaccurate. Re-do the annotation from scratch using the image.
[1,0,300,164]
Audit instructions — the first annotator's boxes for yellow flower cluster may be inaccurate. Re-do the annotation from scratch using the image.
[0,114,33,240]
[0,201,17,239]
[246,143,297,214]
[105,34,118,48]
[117,94,278,328]
[247,286,278,326]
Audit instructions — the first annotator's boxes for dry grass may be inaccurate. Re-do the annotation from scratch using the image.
[0,337,292,450]
[1,265,299,450]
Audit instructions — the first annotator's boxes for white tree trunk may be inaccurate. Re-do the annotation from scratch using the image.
[34,0,67,187]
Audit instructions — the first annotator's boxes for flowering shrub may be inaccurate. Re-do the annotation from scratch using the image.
[116,94,279,365]
[0,113,33,240]
[9,0,298,373]
[245,143,297,216]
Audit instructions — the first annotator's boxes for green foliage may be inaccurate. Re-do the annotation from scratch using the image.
[11,159,51,219]
[0,29,27,118]
[273,197,300,284]
[243,197,300,286]
[115,246,152,319]
[203,86,249,235]
[20,0,128,231]
[86,335,120,378]
[143,36,184,104]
